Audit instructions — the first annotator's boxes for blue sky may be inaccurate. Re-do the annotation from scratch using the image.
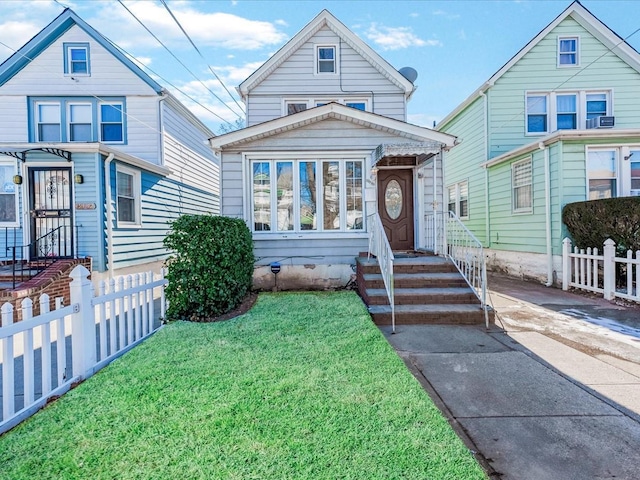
[0,0,638,133]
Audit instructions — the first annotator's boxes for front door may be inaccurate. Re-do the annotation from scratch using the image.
[29,167,74,259]
[378,169,414,250]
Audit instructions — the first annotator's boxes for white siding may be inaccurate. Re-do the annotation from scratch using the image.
[0,96,28,141]
[164,132,220,199]
[114,96,161,163]
[1,25,156,96]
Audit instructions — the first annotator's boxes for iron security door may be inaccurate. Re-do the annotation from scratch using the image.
[378,169,414,251]
[29,167,74,259]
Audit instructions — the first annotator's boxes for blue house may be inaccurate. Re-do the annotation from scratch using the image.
[0,9,219,282]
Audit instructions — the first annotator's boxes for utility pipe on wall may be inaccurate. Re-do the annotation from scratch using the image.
[540,142,553,286]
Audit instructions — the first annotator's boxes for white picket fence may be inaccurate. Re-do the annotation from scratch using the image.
[0,265,167,434]
[562,238,640,303]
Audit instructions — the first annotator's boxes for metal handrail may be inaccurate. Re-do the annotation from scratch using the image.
[425,211,489,328]
[367,213,395,332]
[7,226,69,288]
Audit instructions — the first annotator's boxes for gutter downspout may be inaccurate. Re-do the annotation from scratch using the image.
[433,148,439,254]
[479,90,490,247]
[540,142,553,286]
[104,153,115,278]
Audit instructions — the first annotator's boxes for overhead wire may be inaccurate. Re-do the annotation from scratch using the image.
[159,0,245,116]
[117,0,243,124]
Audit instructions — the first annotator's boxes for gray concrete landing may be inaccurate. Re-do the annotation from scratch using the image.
[381,325,640,480]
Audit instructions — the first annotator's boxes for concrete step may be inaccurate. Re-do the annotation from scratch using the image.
[363,272,468,289]
[357,256,458,275]
[365,287,479,305]
[368,304,492,326]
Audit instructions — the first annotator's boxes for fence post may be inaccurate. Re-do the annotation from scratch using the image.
[603,239,616,301]
[70,265,96,379]
[562,238,571,290]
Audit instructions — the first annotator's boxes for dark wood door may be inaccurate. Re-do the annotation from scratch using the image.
[378,169,414,251]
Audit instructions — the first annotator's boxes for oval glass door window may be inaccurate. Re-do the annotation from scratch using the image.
[385,180,402,219]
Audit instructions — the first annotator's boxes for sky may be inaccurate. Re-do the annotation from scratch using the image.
[0,0,639,134]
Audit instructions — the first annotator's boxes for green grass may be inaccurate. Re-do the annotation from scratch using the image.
[0,292,486,479]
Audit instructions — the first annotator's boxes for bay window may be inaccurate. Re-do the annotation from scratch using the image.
[250,157,364,233]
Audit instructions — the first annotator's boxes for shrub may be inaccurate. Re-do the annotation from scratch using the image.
[562,197,640,253]
[163,214,254,321]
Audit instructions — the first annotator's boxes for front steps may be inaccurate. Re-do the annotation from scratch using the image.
[356,254,493,326]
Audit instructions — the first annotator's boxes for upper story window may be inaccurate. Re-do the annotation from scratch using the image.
[116,165,141,226]
[316,45,337,74]
[250,157,364,233]
[30,97,126,143]
[64,43,90,75]
[558,36,579,66]
[284,98,369,116]
[512,158,533,213]
[525,90,611,134]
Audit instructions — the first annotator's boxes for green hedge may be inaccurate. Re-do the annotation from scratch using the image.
[562,197,640,252]
[163,215,254,321]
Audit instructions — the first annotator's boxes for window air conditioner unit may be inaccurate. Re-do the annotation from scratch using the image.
[586,116,615,129]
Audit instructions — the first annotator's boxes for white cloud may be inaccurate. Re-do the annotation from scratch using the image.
[410,13,419,18]
[365,23,441,50]
[432,9,460,20]
[96,1,288,51]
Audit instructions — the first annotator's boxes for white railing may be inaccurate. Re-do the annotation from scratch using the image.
[562,238,640,303]
[367,213,395,332]
[0,265,167,434]
[425,211,489,327]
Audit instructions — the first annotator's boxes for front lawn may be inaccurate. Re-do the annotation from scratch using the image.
[0,291,485,479]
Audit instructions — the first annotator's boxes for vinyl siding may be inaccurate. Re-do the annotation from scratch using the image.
[0,96,28,141]
[220,118,431,265]
[246,25,406,124]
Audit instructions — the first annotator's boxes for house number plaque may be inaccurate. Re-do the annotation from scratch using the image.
[76,202,96,210]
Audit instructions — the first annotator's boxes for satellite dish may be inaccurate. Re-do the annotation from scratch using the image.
[398,66,418,84]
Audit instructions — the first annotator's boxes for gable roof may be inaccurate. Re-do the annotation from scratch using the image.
[436,1,640,130]
[209,102,456,152]
[237,9,415,100]
[0,8,163,92]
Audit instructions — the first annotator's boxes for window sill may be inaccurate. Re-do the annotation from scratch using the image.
[116,223,142,229]
[511,209,533,215]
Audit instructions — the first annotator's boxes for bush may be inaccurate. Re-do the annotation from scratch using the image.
[163,215,254,321]
[562,197,640,253]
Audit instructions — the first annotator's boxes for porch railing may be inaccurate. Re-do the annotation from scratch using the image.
[6,226,72,288]
[367,213,395,332]
[425,211,489,327]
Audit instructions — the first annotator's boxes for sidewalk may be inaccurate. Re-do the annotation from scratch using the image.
[380,275,640,480]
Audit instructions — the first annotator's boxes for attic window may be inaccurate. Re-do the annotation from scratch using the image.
[558,37,578,66]
[64,43,90,75]
[316,45,337,74]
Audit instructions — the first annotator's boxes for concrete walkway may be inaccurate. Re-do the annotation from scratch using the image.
[380,277,640,480]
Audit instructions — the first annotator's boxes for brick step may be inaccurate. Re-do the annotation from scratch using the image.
[368,304,492,326]
[356,257,458,275]
[362,272,468,289]
[365,287,479,305]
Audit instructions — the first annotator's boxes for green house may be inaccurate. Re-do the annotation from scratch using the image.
[437,1,640,285]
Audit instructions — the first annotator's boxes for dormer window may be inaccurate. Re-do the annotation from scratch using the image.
[64,43,90,75]
[316,45,337,74]
[558,36,578,66]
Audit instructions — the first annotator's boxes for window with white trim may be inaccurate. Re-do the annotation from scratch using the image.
[283,98,369,116]
[447,180,468,218]
[558,36,579,66]
[64,43,90,75]
[526,90,611,133]
[250,157,364,233]
[316,45,337,74]
[512,158,533,213]
[36,102,61,142]
[587,149,617,200]
[116,166,140,225]
[0,162,18,225]
[68,103,92,141]
[630,150,640,194]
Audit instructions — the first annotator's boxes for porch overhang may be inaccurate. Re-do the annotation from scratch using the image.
[0,146,71,162]
[372,142,442,167]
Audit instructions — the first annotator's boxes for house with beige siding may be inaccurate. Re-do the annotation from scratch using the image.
[210,10,456,289]
[0,8,219,282]
[436,1,640,285]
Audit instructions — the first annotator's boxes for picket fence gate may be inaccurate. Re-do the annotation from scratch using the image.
[562,238,640,303]
[0,265,167,435]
